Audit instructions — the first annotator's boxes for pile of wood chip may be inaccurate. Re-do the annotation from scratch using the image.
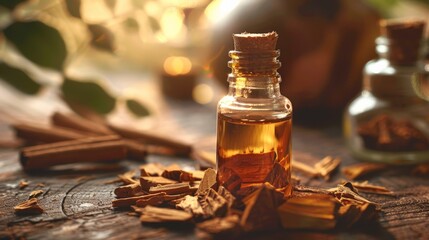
[111,162,384,238]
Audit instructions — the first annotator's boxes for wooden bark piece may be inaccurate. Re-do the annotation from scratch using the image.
[217,167,241,194]
[140,176,177,191]
[342,163,387,180]
[176,195,205,218]
[278,192,339,230]
[139,206,193,223]
[14,198,44,214]
[161,170,194,183]
[112,192,166,208]
[148,182,193,195]
[28,190,44,199]
[314,156,341,180]
[349,181,393,195]
[264,162,290,189]
[114,183,142,198]
[217,186,236,209]
[197,215,241,237]
[196,168,216,195]
[198,188,228,218]
[240,183,284,231]
[135,195,164,207]
[328,182,374,205]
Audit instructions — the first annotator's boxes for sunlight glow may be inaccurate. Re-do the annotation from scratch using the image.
[163,56,192,75]
[193,84,213,104]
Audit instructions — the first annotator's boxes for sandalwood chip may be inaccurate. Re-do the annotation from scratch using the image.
[139,206,193,224]
[136,195,165,207]
[198,188,228,219]
[217,167,241,194]
[161,170,194,183]
[112,192,166,208]
[328,182,374,206]
[348,181,393,195]
[149,182,193,195]
[14,198,44,214]
[18,180,29,189]
[240,183,284,232]
[114,183,143,198]
[197,215,241,237]
[117,169,138,185]
[278,192,339,230]
[140,163,166,176]
[342,163,387,180]
[292,156,341,180]
[29,190,44,199]
[314,156,341,180]
[280,184,378,230]
[217,186,236,209]
[196,168,216,195]
[176,195,205,219]
[140,176,177,191]
[264,163,290,189]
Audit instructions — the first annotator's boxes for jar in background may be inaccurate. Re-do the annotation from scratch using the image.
[344,19,429,164]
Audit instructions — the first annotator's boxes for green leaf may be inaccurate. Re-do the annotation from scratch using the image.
[0,0,27,10]
[65,0,82,19]
[126,99,150,117]
[87,24,115,52]
[3,21,67,70]
[0,62,41,94]
[62,77,116,114]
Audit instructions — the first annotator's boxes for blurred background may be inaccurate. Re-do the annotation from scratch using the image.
[0,0,428,133]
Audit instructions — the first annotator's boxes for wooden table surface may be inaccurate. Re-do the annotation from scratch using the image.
[0,87,428,240]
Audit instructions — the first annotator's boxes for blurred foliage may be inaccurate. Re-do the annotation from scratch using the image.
[87,24,115,52]
[0,0,151,118]
[0,62,41,94]
[0,0,26,10]
[4,21,67,70]
[126,99,150,117]
[64,0,82,19]
[62,77,116,115]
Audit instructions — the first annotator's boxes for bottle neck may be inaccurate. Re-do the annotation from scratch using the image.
[364,37,428,100]
[227,50,282,98]
[376,36,426,65]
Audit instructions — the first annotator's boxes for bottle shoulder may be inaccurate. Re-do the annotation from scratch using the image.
[218,95,292,119]
[364,59,427,76]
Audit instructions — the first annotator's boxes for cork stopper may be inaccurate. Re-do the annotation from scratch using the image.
[380,18,425,42]
[233,32,278,51]
[379,19,426,64]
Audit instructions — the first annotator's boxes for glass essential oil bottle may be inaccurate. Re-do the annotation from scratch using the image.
[344,19,429,164]
[216,32,293,191]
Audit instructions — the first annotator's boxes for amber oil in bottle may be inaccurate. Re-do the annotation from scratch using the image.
[216,32,293,191]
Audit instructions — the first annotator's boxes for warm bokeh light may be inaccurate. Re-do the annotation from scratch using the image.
[160,7,185,40]
[204,0,239,24]
[163,56,192,75]
[193,83,213,104]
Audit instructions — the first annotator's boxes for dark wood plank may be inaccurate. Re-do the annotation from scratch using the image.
[0,106,428,239]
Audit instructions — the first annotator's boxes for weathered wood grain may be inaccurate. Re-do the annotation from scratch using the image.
[0,112,428,240]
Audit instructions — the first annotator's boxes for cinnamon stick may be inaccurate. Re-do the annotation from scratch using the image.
[13,123,88,144]
[51,111,114,136]
[108,124,192,156]
[20,135,126,171]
